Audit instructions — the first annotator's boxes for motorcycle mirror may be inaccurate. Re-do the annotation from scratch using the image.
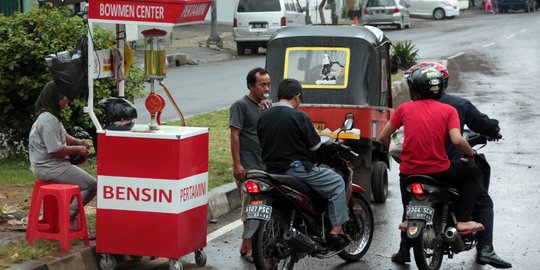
[335,113,354,140]
[342,113,354,130]
[464,129,487,147]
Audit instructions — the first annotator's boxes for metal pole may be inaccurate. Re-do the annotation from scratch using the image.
[85,21,103,132]
[116,24,125,98]
[206,0,223,48]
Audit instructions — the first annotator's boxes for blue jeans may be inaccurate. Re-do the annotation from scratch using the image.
[286,161,348,226]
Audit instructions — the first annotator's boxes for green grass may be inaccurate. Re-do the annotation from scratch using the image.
[168,109,233,189]
[0,158,37,186]
[0,155,97,187]
[0,240,59,269]
[0,156,98,268]
[392,70,405,82]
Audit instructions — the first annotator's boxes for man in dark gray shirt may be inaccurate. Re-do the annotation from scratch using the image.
[229,67,271,262]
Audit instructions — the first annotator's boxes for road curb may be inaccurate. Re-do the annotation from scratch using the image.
[207,182,239,220]
[8,244,99,270]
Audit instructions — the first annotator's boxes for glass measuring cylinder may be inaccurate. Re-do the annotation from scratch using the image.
[143,33,167,79]
[144,50,166,78]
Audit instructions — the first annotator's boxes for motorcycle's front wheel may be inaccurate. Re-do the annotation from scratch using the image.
[412,209,444,270]
[252,209,295,270]
[338,194,374,262]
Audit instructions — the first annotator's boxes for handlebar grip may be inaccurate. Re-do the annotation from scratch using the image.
[337,143,359,157]
[339,144,351,151]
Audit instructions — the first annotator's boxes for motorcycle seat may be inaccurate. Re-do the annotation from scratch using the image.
[246,169,311,193]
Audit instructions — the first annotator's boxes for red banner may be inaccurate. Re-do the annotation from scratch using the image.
[88,0,212,25]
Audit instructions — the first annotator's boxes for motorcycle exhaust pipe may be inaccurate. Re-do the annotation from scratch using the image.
[444,227,465,253]
[283,228,324,253]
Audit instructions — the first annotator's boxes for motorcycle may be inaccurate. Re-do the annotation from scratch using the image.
[242,119,374,270]
[403,130,494,270]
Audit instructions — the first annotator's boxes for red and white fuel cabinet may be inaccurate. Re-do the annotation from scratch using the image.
[96,125,209,269]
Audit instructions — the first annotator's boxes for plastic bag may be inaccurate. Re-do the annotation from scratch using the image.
[389,127,404,163]
[45,35,88,100]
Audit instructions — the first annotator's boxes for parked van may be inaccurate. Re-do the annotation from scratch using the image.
[233,0,306,55]
[408,0,460,20]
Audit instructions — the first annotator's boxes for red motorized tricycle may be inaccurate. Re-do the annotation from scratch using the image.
[266,25,393,203]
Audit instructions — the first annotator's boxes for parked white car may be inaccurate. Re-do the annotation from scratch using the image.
[408,0,460,20]
[233,0,306,55]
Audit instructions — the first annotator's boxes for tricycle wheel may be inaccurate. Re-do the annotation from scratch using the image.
[236,43,245,56]
[371,161,388,203]
[169,259,183,270]
[195,249,207,266]
[99,254,117,270]
[129,255,142,262]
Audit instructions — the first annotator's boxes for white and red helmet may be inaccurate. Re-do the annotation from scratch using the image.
[405,62,449,90]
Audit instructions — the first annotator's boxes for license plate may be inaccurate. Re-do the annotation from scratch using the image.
[246,204,272,221]
[251,23,267,29]
[406,205,434,222]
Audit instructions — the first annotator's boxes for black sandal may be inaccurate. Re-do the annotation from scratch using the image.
[327,234,352,250]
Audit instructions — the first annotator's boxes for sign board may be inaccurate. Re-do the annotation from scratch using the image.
[93,49,113,79]
[88,0,212,25]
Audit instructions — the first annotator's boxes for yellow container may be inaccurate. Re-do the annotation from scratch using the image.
[144,50,166,78]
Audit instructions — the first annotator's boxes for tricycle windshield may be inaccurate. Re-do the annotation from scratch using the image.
[266,25,392,107]
[284,47,350,89]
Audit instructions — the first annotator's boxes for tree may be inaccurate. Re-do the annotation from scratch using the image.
[0,4,145,157]
[390,41,419,73]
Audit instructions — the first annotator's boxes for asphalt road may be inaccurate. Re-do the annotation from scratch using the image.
[117,12,540,270]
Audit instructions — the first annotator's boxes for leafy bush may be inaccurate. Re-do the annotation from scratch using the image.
[0,4,145,157]
[390,40,419,73]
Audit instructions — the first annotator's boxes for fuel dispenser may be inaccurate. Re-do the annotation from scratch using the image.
[142,28,167,130]
[84,1,213,269]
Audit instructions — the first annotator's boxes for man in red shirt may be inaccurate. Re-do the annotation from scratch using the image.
[380,66,484,232]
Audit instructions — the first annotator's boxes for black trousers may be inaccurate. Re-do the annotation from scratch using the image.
[398,159,492,251]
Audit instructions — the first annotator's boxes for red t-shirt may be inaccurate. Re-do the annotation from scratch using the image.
[390,99,460,175]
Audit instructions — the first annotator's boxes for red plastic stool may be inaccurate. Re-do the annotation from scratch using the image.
[26,184,89,252]
[26,179,56,240]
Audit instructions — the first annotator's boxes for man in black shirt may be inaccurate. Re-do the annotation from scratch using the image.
[257,78,350,247]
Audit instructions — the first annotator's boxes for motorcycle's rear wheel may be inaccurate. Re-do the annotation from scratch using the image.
[412,209,444,270]
[252,209,295,270]
[338,194,374,262]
